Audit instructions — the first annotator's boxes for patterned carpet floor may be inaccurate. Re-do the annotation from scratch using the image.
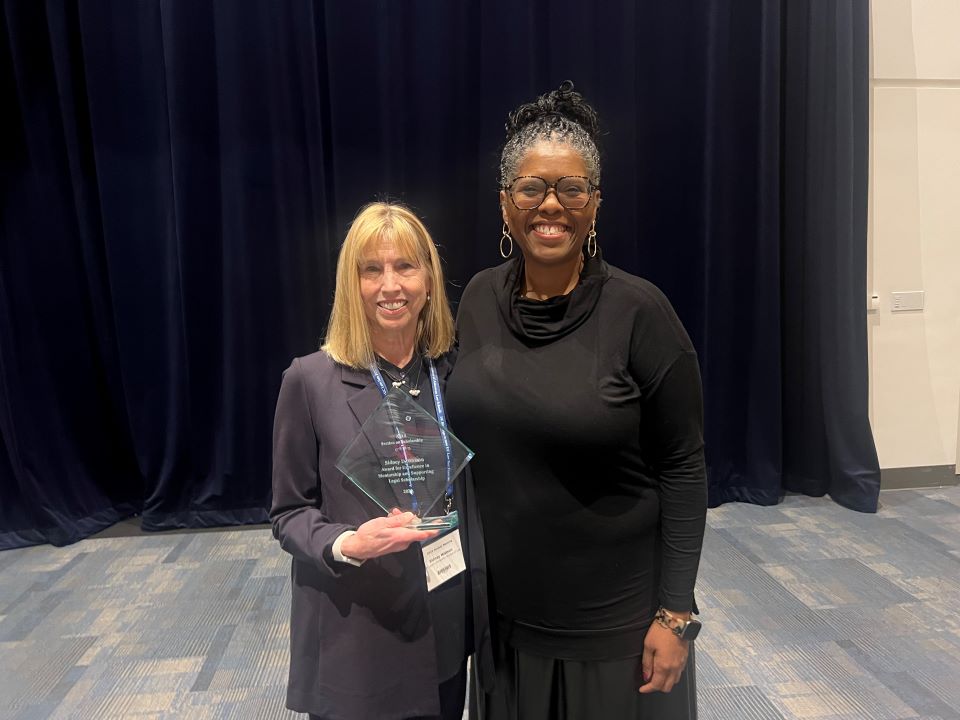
[1,486,958,719]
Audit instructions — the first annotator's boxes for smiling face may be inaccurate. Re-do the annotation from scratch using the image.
[500,140,600,269]
[359,236,428,349]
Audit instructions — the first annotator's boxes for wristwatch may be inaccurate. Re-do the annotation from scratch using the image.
[654,607,702,641]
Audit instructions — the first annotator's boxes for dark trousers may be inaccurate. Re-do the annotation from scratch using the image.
[309,660,467,720]
[478,638,697,720]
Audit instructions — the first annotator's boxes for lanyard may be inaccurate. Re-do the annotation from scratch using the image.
[369,356,455,511]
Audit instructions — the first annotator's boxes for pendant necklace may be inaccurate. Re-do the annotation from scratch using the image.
[376,354,423,397]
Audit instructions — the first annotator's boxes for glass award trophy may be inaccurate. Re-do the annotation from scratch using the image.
[335,388,474,530]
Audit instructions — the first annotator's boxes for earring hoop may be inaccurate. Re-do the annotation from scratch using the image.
[499,223,514,258]
[586,220,598,258]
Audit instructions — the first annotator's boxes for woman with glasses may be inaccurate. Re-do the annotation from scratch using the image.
[271,202,488,720]
[446,83,707,719]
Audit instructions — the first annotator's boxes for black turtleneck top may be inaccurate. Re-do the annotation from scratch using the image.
[446,252,707,660]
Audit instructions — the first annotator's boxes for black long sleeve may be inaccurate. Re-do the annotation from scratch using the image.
[447,254,707,660]
[636,350,707,611]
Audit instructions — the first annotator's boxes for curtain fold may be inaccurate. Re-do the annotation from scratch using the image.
[781,0,879,511]
[1,1,141,547]
[0,0,879,549]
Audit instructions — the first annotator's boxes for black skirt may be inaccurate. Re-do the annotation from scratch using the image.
[478,637,697,720]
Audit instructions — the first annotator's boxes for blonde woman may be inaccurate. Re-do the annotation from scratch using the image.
[271,202,488,719]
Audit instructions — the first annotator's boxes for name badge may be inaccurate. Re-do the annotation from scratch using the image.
[422,529,466,592]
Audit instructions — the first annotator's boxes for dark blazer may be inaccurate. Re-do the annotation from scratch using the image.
[270,350,492,719]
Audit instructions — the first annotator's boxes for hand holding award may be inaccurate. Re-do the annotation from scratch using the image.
[339,509,439,560]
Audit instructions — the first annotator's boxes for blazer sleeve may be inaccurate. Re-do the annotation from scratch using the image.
[270,357,357,577]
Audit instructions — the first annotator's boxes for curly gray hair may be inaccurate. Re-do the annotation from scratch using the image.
[499,81,602,188]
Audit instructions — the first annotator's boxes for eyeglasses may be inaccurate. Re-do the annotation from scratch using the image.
[504,175,598,210]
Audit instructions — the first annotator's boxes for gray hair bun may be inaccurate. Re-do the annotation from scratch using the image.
[504,80,600,143]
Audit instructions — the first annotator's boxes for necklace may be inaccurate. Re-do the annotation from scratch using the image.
[376,355,423,397]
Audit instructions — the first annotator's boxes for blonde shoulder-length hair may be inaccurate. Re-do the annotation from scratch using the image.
[322,202,455,369]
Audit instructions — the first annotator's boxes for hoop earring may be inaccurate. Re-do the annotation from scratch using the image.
[499,223,514,258]
[586,220,598,258]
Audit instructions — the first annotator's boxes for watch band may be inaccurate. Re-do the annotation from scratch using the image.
[654,607,701,640]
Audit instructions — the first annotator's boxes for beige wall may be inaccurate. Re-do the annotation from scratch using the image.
[869,0,960,471]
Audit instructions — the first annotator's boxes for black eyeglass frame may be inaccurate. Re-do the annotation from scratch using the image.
[504,175,600,210]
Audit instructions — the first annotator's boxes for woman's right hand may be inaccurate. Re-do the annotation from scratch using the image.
[339,511,439,560]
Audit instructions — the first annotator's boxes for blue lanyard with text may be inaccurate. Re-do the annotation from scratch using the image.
[369,356,455,511]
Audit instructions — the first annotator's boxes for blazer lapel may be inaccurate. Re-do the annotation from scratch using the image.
[342,364,383,428]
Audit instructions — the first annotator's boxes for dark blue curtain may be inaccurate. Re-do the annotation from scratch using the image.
[0,0,879,550]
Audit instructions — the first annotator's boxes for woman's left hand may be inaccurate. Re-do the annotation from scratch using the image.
[638,620,689,694]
